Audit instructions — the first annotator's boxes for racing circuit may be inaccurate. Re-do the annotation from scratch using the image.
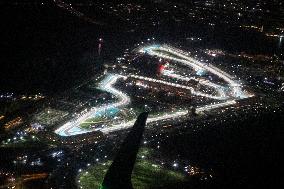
[54,44,253,136]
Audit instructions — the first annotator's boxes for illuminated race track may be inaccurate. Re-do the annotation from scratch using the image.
[100,100,237,134]
[161,70,227,99]
[140,45,236,85]
[139,44,252,99]
[128,74,226,100]
[54,44,253,136]
[54,74,130,136]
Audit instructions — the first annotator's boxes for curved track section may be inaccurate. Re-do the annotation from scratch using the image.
[54,74,130,136]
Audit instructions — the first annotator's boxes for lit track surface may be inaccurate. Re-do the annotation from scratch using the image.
[54,74,130,136]
[128,74,226,100]
[161,69,227,98]
[100,100,237,134]
[139,45,251,99]
[54,44,253,136]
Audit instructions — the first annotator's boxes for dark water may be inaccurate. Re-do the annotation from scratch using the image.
[0,4,103,94]
[0,3,282,95]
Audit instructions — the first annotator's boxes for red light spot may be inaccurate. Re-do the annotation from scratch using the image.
[159,64,165,73]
